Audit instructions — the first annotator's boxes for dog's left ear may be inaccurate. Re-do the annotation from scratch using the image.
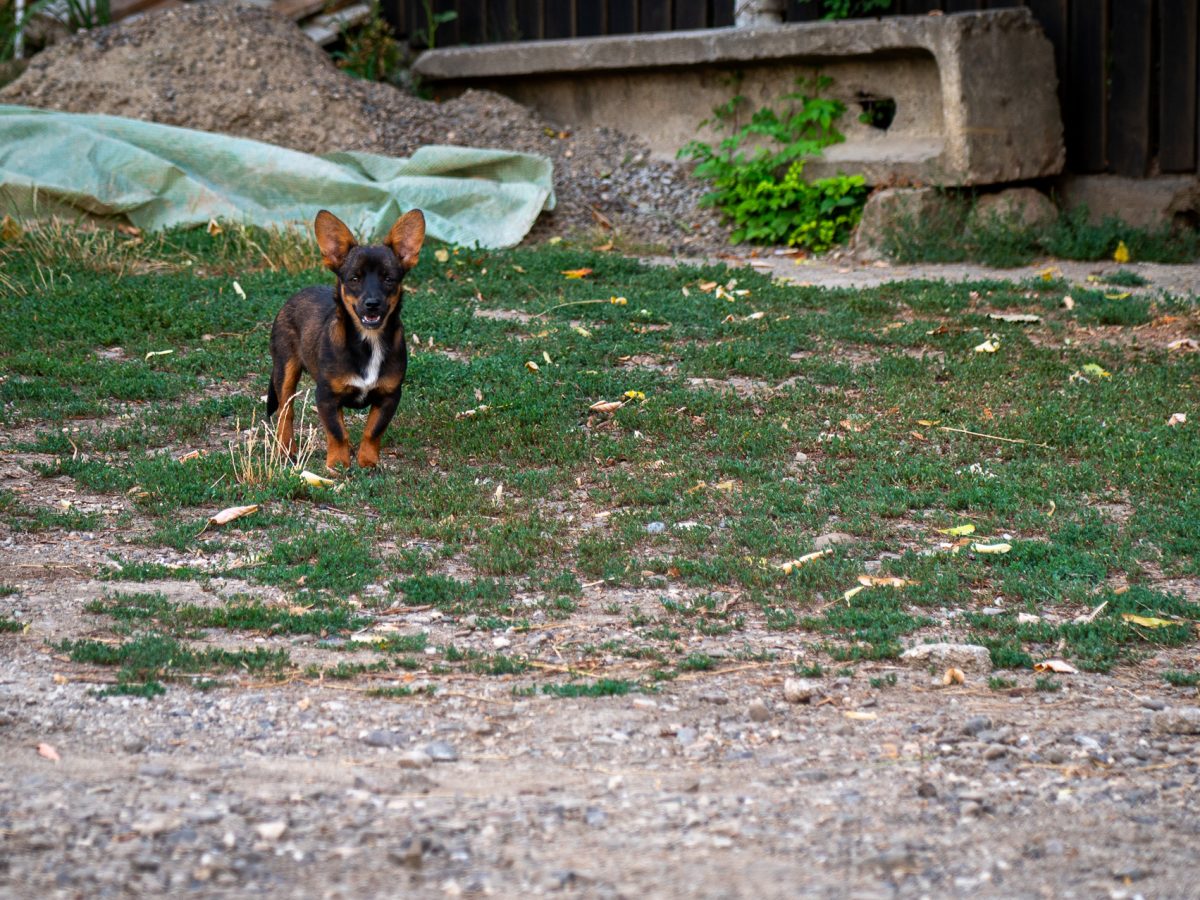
[314,210,357,272]
[386,209,426,270]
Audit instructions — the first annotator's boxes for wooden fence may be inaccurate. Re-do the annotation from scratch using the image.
[383,1,1198,179]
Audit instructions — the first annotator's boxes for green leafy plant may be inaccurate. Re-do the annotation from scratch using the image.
[333,1,402,82]
[679,77,868,252]
[799,0,892,19]
[419,0,457,49]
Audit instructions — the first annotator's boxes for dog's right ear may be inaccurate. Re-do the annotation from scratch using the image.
[314,210,356,272]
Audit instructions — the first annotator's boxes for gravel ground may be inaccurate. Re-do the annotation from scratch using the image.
[0,1,729,256]
[3,4,1200,897]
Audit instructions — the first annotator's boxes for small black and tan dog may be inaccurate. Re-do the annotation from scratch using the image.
[267,208,425,470]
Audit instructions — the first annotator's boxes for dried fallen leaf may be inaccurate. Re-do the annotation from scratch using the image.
[938,523,976,536]
[942,667,966,686]
[206,218,223,236]
[561,267,593,279]
[843,710,878,721]
[177,450,204,463]
[856,575,917,588]
[973,339,1000,353]
[1120,613,1179,629]
[988,312,1041,324]
[37,742,60,763]
[1167,412,1187,427]
[200,504,259,534]
[842,585,866,603]
[455,404,490,419]
[589,400,624,414]
[1167,338,1199,352]
[525,360,540,373]
[434,248,450,263]
[233,281,246,301]
[299,470,335,488]
[1062,295,1075,310]
[144,349,174,361]
[1034,659,1078,674]
[777,548,833,574]
[572,325,592,338]
[971,542,1012,554]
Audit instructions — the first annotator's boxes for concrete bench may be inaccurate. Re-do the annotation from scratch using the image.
[413,9,1064,187]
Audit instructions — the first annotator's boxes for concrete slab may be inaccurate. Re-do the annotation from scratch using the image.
[414,10,1064,187]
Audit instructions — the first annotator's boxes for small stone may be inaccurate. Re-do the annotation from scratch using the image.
[916,781,938,798]
[783,678,822,704]
[122,738,147,754]
[961,715,993,736]
[900,643,992,673]
[813,532,854,551]
[398,750,432,769]
[363,729,405,748]
[983,744,1008,760]
[1140,698,1167,711]
[1151,707,1200,735]
[675,727,698,746]
[584,807,606,827]
[747,699,771,722]
[254,820,287,841]
[425,740,458,762]
[645,521,666,535]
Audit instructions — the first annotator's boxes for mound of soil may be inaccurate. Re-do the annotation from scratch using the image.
[0,1,729,252]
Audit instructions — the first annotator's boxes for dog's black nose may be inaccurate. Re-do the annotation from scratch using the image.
[363,298,383,312]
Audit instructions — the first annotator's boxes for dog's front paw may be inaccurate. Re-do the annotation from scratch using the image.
[357,443,380,468]
[325,442,352,471]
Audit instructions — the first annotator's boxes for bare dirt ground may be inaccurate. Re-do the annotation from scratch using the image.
[2,3,1199,897]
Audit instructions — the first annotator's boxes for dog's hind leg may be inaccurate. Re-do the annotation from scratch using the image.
[273,358,303,457]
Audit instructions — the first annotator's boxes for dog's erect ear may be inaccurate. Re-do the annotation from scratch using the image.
[314,210,356,272]
[385,209,426,270]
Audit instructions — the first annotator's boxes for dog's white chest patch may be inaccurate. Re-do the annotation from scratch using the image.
[346,335,385,399]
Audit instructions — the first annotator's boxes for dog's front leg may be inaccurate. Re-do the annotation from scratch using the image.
[316,384,352,470]
[357,392,400,468]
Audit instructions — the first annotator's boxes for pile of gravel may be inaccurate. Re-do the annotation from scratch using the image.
[0,1,730,253]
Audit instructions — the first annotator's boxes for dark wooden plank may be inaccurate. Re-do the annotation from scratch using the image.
[1025,0,1067,92]
[1065,1,1107,172]
[641,0,671,31]
[1107,0,1152,175]
[712,0,734,26]
[543,0,573,36]
[608,0,637,33]
[428,0,460,45]
[457,0,486,42]
[894,0,940,14]
[1159,0,1198,171]
[674,0,708,29]
[576,0,605,34]
[485,0,517,40]
[514,0,540,38]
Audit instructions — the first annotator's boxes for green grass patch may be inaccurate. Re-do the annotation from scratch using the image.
[542,679,635,698]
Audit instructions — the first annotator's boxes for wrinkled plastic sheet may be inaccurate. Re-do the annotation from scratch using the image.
[0,104,555,247]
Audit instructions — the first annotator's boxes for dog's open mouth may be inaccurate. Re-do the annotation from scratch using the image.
[360,314,383,328]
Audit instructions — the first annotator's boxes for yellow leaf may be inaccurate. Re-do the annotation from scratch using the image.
[942,667,966,685]
[525,360,540,373]
[572,325,592,338]
[144,349,174,360]
[1120,613,1178,629]
[204,504,259,531]
[776,548,832,574]
[937,523,976,536]
[1104,291,1131,300]
[842,585,866,602]
[971,542,1012,554]
[547,236,563,245]
[299,470,335,487]
[543,351,552,365]
[623,390,646,401]
[561,267,593,279]
[1081,363,1111,379]
[435,248,450,263]
[713,480,736,492]
[1,215,23,242]
[233,281,246,301]
[1113,240,1130,264]
[609,295,627,305]
[589,400,623,414]
[973,339,1000,353]
[917,419,940,427]
[856,575,917,588]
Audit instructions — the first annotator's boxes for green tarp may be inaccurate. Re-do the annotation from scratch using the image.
[0,104,555,247]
